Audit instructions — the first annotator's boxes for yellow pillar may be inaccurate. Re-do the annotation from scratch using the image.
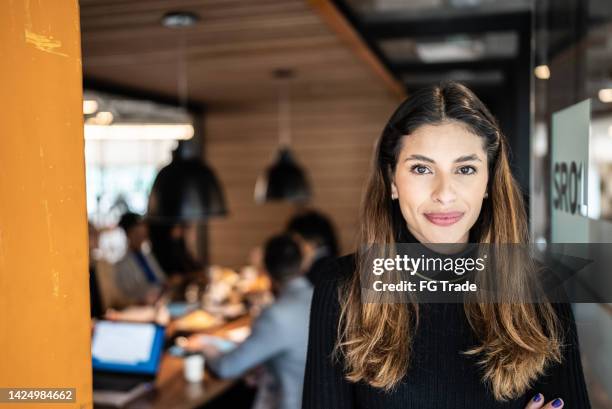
[0,1,92,408]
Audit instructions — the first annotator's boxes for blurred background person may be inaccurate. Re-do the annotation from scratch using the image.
[88,221,129,315]
[149,221,206,301]
[286,210,339,287]
[192,234,313,409]
[114,212,166,305]
[149,221,203,278]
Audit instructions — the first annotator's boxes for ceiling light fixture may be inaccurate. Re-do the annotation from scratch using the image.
[254,68,311,204]
[598,88,612,103]
[84,124,194,140]
[148,16,227,222]
[161,11,199,28]
[534,65,550,80]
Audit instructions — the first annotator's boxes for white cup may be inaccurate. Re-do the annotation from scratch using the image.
[184,353,205,383]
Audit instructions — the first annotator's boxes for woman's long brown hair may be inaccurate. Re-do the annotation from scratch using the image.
[336,81,562,401]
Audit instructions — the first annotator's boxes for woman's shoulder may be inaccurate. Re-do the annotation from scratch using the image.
[308,253,356,313]
[313,253,357,287]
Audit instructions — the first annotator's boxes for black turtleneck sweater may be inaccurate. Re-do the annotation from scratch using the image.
[302,241,592,408]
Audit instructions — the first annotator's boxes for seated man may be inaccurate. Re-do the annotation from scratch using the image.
[286,210,339,287]
[114,212,166,305]
[200,234,313,409]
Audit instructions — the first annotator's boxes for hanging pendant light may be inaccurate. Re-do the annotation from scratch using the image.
[147,17,227,222]
[254,69,311,204]
[148,148,227,222]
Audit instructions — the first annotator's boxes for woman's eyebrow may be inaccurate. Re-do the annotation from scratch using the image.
[404,154,434,163]
[454,154,482,163]
[404,154,482,163]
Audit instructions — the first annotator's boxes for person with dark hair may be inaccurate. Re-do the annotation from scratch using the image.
[194,234,313,409]
[286,210,339,286]
[114,212,166,305]
[264,234,304,294]
[302,82,590,409]
[148,222,203,276]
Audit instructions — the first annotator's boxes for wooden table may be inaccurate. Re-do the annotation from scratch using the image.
[124,355,236,409]
[98,315,251,409]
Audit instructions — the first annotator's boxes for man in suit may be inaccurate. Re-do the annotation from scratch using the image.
[196,234,313,409]
[114,212,166,305]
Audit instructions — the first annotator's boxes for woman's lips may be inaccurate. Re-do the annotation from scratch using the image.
[423,211,464,226]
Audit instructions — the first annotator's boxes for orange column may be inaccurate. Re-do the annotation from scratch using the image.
[0,1,92,408]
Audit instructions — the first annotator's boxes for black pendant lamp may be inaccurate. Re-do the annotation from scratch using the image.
[255,68,311,204]
[148,20,227,222]
[148,146,227,223]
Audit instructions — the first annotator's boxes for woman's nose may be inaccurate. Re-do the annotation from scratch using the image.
[431,174,457,204]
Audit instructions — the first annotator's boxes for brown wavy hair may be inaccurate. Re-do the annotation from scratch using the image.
[336,81,562,401]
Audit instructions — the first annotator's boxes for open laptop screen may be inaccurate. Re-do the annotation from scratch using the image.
[92,321,165,375]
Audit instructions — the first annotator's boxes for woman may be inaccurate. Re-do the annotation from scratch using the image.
[302,82,591,409]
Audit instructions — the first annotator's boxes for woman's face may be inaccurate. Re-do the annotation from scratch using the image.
[391,121,488,244]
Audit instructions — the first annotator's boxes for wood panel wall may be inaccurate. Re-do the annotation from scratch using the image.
[205,93,400,269]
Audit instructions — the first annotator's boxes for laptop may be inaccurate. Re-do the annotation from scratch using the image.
[92,320,165,407]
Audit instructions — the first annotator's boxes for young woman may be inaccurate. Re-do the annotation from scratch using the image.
[302,82,591,409]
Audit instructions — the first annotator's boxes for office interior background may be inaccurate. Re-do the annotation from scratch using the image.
[1,0,611,408]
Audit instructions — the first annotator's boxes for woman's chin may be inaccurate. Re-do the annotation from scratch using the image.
[421,228,467,244]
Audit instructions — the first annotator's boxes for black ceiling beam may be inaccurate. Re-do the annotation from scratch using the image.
[363,11,530,39]
[331,0,400,80]
[393,58,515,74]
[405,82,503,92]
[83,77,206,114]
[403,78,506,91]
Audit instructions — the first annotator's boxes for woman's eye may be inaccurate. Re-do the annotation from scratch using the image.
[411,165,431,175]
[458,166,476,175]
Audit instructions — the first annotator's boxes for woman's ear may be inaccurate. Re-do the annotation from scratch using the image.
[387,165,399,199]
[391,181,399,200]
